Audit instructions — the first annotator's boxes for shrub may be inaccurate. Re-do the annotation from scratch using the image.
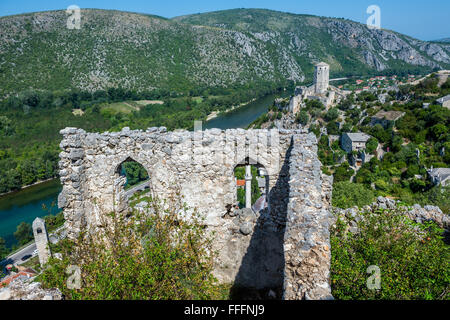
[332,181,375,209]
[333,162,354,183]
[365,137,379,154]
[374,179,390,191]
[296,110,309,125]
[39,192,222,300]
[331,208,449,299]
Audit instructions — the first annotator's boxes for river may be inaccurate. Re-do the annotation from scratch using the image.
[0,179,62,249]
[204,91,290,130]
[0,91,289,249]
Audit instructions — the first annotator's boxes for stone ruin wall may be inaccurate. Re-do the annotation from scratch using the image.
[57,126,333,299]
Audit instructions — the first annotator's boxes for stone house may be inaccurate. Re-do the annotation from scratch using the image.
[370,110,405,128]
[436,94,450,109]
[341,132,371,154]
[427,168,450,187]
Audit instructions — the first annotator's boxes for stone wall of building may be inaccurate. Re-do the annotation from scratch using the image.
[314,62,330,94]
[58,127,332,298]
[282,133,334,300]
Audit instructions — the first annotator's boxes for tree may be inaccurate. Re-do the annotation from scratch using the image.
[14,222,33,245]
[325,108,339,122]
[410,178,427,193]
[365,137,379,154]
[326,121,340,135]
[333,162,355,183]
[122,161,149,189]
[0,237,8,260]
[251,174,261,205]
[430,124,448,141]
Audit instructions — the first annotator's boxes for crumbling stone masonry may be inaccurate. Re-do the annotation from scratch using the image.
[58,127,333,299]
[32,217,51,266]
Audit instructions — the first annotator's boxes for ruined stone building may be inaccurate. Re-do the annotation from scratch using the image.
[58,126,334,300]
[287,62,345,113]
[370,110,405,128]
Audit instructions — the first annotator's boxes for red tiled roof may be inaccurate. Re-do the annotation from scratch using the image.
[0,270,37,287]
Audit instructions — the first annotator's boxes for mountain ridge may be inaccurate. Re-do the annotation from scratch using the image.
[0,8,449,97]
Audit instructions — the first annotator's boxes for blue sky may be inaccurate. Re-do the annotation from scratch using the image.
[0,0,448,41]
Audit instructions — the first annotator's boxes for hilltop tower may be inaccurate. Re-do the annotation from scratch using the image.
[314,62,329,94]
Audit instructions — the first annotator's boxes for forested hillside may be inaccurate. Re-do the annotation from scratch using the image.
[1,9,450,98]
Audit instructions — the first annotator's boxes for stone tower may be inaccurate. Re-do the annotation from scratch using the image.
[32,218,51,266]
[314,62,329,94]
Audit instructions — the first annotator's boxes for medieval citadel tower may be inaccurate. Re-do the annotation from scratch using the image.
[288,62,331,114]
[314,62,330,94]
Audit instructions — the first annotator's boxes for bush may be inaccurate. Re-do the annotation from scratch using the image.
[296,110,309,125]
[39,193,223,300]
[331,208,449,299]
[374,179,390,192]
[333,162,354,183]
[365,137,379,154]
[332,181,375,209]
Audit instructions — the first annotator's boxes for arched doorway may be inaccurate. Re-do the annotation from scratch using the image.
[233,159,269,213]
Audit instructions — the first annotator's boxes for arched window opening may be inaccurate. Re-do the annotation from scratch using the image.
[115,158,151,213]
[118,160,149,191]
[234,162,268,213]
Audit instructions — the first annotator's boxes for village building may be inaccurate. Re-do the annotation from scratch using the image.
[370,110,405,128]
[427,167,450,187]
[436,94,450,109]
[341,132,371,154]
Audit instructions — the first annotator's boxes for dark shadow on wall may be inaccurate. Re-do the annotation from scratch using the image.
[230,138,293,300]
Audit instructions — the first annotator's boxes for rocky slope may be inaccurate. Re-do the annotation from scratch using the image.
[1,8,449,97]
[175,9,450,73]
[0,276,62,300]
[333,196,450,233]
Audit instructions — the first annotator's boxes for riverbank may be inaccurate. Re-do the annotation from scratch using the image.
[204,91,291,130]
[205,98,258,121]
[0,178,58,199]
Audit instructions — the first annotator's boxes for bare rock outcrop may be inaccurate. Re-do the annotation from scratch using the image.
[0,276,62,300]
